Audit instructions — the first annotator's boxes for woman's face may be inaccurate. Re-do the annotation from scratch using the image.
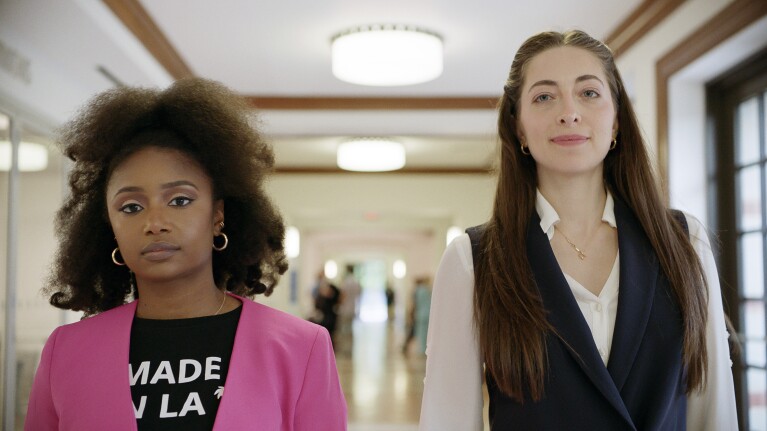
[105,146,224,286]
[517,46,618,180]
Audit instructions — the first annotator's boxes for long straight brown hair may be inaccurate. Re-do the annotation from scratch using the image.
[475,30,708,402]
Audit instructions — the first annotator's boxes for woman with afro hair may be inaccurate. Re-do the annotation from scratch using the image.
[24,78,347,430]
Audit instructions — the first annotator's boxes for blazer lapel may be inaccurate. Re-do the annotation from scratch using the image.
[527,215,634,427]
[213,293,252,430]
[112,302,140,429]
[606,198,659,391]
[213,294,280,430]
[78,300,138,429]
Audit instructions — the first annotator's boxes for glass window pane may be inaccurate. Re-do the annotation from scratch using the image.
[750,368,767,431]
[741,233,765,298]
[748,340,767,367]
[738,165,763,231]
[763,92,767,159]
[737,96,760,165]
[15,124,63,428]
[744,300,766,339]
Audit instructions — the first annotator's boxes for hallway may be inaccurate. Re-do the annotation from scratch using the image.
[337,320,424,431]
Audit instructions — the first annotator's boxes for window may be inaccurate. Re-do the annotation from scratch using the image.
[709,48,767,431]
[0,107,62,430]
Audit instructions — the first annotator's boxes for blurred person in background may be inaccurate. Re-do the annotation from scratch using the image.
[337,264,361,355]
[413,277,432,355]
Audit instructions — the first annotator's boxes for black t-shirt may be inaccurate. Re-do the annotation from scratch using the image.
[129,305,241,431]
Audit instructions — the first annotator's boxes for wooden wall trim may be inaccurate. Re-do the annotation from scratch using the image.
[656,0,767,196]
[604,0,686,57]
[105,0,667,110]
[247,96,500,110]
[274,167,493,175]
[102,0,193,80]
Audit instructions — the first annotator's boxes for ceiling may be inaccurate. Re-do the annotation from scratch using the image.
[0,0,646,173]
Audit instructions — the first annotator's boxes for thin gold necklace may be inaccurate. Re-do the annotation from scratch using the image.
[554,225,587,260]
[214,292,227,315]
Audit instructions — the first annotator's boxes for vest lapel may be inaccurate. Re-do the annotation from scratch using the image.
[606,198,659,391]
[527,215,634,427]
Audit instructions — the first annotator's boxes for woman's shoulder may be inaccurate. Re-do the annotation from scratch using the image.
[432,233,476,300]
[443,232,475,274]
[239,297,326,340]
[673,210,712,249]
[36,302,136,361]
[54,301,136,335]
[232,297,332,362]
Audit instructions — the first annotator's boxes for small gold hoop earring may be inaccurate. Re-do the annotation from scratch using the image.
[520,144,531,156]
[213,233,229,251]
[610,138,617,150]
[112,247,126,266]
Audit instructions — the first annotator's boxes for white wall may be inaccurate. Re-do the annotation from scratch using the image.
[0,0,170,126]
[615,0,733,162]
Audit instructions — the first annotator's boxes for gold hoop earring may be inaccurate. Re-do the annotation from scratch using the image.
[610,138,617,150]
[112,247,126,266]
[520,144,531,156]
[213,233,229,251]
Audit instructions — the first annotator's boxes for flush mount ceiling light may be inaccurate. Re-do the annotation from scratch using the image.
[331,25,443,86]
[337,138,405,172]
[0,141,48,172]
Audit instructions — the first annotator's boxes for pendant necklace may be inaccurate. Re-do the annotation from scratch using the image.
[554,225,587,260]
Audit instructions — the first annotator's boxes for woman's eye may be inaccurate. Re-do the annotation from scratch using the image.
[583,89,600,98]
[119,203,143,214]
[169,196,193,207]
[534,94,552,103]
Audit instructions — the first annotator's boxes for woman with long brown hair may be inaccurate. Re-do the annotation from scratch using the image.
[419,30,736,430]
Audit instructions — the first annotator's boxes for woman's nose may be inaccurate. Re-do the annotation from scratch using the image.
[143,209,171,235]
[557,98,580,125]
[558,112,580,125]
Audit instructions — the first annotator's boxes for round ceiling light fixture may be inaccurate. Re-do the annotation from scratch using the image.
[337,138,406,172]
[331,24,443,86]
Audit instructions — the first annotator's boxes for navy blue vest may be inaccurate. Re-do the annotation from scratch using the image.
[467,200,689,430]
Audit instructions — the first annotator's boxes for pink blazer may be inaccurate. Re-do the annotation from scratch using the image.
[24,293,347,430]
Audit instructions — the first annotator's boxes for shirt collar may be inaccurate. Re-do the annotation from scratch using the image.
[536,189,617,241]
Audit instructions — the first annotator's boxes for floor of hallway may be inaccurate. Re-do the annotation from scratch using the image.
[336,319,424,431]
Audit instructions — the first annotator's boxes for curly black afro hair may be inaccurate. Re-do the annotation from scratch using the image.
[47,77,288,315]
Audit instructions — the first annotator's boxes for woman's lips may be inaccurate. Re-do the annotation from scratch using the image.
[141,242,180,261]
[550,134,589,146]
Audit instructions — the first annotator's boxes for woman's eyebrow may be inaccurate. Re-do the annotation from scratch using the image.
[112,186,143,198]
[112,180,198,199]
[161,180,199,190]
[576,74,604,85]
[527,75,604,94]
[527,79,557,93]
